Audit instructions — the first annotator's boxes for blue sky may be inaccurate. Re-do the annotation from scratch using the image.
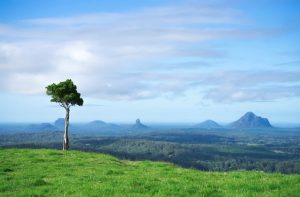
[0,0,299,124]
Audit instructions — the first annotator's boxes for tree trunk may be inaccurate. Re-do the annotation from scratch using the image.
[63,108,70,150]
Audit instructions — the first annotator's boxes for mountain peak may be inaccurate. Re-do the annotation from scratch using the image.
[244,111,255,117]
[229,112,273,129]
[132,118,148,130]
[194,120,222,129]
[54,118,65,128]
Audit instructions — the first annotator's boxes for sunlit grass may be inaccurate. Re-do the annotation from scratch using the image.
[1,148,299,196]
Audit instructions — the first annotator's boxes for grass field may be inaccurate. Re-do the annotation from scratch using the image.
[1,148,300,196]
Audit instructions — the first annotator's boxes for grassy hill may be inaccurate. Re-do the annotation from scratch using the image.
[1,149,300,196]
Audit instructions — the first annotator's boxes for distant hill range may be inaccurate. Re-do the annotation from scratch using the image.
[25,123,59,132]
[54,118,65,129]
[86,120,120,130]
[0,112,277,134]
[229,112,273,128]
[131,119,149,130]
[54,118,78,131]
[194,120,223,129]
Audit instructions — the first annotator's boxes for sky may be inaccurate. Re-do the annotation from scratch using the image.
[0,0,299,124]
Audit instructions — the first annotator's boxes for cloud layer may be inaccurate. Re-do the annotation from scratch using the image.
[0,2,299,103]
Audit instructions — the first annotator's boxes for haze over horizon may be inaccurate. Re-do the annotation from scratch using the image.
[0,0,299,123]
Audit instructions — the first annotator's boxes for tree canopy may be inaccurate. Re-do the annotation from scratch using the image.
[46,79,83,150]
[46,79,83,109]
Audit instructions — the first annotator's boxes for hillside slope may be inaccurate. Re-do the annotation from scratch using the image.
[194,120,223,129]
[1,149,300,196]
[229,112,273,128]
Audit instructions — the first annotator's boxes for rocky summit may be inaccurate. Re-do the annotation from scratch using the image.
[229,112,272,128]
[132,118,149,130]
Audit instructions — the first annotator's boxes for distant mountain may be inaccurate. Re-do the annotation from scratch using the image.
[88,120,107,126]
[194,120,223,129]
[25,123,58,132]
[53,118,79,131]
[131,119,149,130]
[54,118,65,129]
[229,112,273,129]
[85,120,120,131]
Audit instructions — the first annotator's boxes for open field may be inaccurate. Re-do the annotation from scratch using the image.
[1,148,300,196]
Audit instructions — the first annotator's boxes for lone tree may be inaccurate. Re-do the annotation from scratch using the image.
[46,79,83,150]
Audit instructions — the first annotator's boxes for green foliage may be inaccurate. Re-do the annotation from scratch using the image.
[46,79,83,108]
[79,138,300,173]
[0,149,300,196]
[1,131,300,173]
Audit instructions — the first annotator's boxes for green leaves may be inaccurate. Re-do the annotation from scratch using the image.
[46,79,84,108]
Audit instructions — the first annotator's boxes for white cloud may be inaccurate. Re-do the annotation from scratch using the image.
[0,3,237,95]
[0,2,299,103]
[200,71,300,103]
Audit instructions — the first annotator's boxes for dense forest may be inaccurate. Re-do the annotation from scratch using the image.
[1,127,300,174]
